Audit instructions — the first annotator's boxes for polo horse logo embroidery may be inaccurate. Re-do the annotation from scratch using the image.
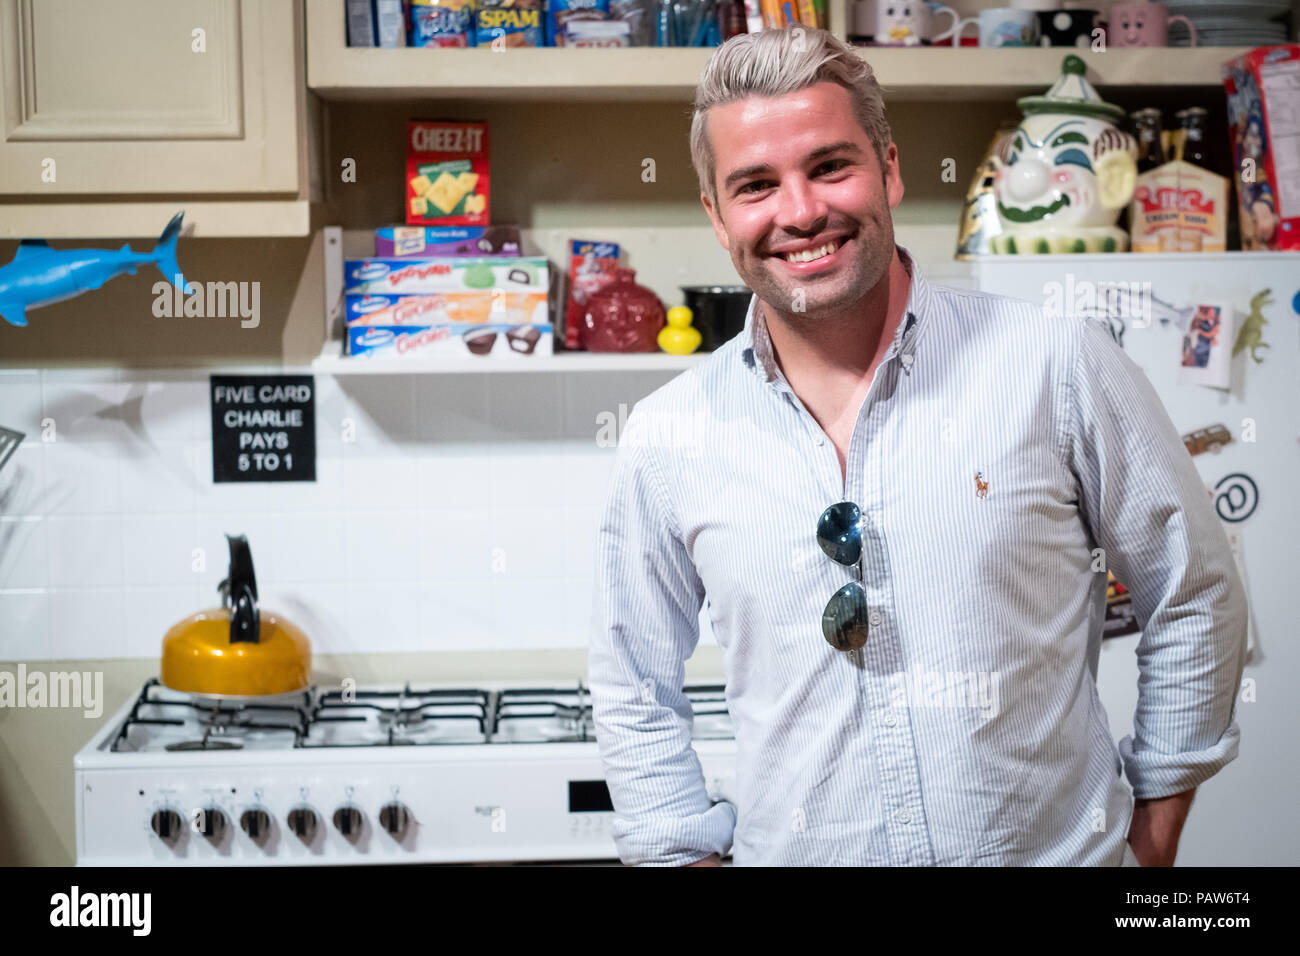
[974,471,989,499]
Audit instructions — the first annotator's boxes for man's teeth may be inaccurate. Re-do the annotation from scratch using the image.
[784,239,841,263]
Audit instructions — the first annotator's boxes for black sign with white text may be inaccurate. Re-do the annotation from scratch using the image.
[210,375,316,483]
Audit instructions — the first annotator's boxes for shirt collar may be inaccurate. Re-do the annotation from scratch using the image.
[740,245,928,389]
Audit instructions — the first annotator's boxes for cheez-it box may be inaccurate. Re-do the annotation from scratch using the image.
[406,120,490,227]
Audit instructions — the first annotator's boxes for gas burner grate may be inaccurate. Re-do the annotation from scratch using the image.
[111,679,313,752]
[302,685,490,747]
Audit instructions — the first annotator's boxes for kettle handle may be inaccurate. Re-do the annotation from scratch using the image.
[219,534,261,645]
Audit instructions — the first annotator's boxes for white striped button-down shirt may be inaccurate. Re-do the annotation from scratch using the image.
[588,250,1247,866]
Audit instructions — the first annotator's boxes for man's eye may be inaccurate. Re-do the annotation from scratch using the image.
[817,159,851,175]
[739,181,771,194]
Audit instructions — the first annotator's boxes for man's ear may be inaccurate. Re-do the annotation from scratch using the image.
[701,192,731,252]
[883,142,904,210]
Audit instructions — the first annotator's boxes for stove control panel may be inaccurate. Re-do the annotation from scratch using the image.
[77,746,737,865]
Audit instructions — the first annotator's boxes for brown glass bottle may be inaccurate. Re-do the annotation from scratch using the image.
[1132,108,1166,173]
[1176,107,1212,170]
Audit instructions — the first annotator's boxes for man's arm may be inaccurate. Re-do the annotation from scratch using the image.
[588,405,736,867]
[1067,317,1248,863]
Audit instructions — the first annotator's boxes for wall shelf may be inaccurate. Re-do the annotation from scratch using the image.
[307,0,1246,104]
[311,339,708,374]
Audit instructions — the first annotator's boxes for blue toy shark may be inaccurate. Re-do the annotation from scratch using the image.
[0,211,185,327]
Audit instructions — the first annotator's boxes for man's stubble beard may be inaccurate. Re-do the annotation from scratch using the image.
[731,204,895,329]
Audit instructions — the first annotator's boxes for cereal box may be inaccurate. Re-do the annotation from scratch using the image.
[406,121,490,226]
[1223,45,1300,251]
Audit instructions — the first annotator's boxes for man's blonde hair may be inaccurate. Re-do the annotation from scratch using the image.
[690,26,892,209]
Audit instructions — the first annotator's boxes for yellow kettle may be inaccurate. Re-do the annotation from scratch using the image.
[161,534,311,697]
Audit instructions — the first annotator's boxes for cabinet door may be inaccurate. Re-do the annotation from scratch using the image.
[0,0,301,194]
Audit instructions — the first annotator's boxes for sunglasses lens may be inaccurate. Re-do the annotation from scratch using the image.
[816,501,862,566]
[822,581,869,651]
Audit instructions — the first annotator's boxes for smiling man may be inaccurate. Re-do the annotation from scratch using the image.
[588,26,1246,867]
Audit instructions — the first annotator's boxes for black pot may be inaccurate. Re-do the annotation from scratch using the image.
[681,285,752,352]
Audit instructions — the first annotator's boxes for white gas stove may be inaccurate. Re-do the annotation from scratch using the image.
[74,679,737,866]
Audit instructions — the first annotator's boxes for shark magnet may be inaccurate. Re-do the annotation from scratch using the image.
[0,212,185,328]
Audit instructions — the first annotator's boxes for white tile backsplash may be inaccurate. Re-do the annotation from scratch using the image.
[43,441,121,515]
[45,516,123,589]
[0,366,648,661]
[48,587,127,659]
[0,590,50,661]
[0,518,48,590]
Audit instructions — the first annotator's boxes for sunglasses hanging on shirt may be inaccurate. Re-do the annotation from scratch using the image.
[816,501,870,652]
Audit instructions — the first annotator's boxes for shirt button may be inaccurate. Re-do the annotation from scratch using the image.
[884,712,898,727]
[814,436,824,446]
[895,810,912,824]
[899,353,914,370]
[868,611,882,628]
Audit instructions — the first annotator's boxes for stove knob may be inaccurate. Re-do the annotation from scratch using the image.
[196,807,227,844]
[150,808,183,845]
[286,807,318,844]
[379,802,412,840]
[333,806,363,841]
[240,809,272,845]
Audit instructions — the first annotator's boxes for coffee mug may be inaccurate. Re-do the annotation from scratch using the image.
[955,8,1041,47]
[873,0,961,45]
[1106,2,1196,47]
[1038,8,1097,47]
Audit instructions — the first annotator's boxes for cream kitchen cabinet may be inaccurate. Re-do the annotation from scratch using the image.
[0,0,307,203]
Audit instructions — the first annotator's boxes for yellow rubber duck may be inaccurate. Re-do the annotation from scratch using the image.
[658,306,702,355]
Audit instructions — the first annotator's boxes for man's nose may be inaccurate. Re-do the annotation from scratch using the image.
[774,177,827,234]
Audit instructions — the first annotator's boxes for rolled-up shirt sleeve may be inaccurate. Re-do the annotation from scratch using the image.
[588,405,736,865]
[1067,316,1248,799]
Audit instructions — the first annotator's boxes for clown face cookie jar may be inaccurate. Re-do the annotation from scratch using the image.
[990,56,1138,254]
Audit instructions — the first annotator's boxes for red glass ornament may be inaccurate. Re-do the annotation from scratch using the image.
[580,267,665,353]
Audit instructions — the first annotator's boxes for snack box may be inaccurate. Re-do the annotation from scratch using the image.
[346,291,551,327]
[375,225,522,258]
[564,240,620,349]
[348,323,554,359]
[1223,45,1300,251]
[345,256,551,296]
[407,120,489,226]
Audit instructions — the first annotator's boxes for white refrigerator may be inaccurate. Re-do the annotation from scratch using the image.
[973,252,1300,865]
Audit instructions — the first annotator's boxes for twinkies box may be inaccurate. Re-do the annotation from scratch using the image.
[345,256,551,295]
[348,323,553,359]
[1223,45,1300,250]
[346,291,550,326]
[375,225,522,258]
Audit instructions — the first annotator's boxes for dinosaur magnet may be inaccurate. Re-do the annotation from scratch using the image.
[1233,288,1272,363]
[0,212,185,328]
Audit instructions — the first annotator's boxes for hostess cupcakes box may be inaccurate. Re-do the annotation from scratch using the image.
[348,323,554,359]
